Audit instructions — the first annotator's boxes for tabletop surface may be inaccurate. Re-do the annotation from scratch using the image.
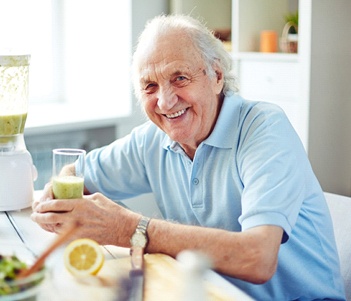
[1,197,254,300]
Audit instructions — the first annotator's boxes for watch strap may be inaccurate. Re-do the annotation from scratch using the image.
[136,216,150,234]
[130,216,151,250]
[130,216,151,267]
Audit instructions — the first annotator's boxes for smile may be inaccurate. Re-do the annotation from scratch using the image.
[165,108,187,119]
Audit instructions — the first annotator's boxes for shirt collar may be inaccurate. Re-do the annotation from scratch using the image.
[162,92,243,151]
[204,92,243,148]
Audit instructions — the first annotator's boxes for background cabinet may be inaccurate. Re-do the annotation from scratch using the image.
[231,0,351,196]
[231,0,306,146]
[235,55,305,147]
[232,0,297,53]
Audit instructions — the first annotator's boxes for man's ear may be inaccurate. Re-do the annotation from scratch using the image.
[216,70,223,82]
[213,69,224,94]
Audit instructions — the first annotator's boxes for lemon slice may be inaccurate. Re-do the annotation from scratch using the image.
[63,238,104,276]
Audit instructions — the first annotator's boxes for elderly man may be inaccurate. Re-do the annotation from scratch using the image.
[32,15,345,300]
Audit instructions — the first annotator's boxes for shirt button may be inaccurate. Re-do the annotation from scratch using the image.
[193,178,199,185]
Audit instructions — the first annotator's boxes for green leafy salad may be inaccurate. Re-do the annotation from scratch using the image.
[0,254,41,296]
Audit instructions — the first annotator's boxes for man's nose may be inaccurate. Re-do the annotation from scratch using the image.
[157,87,177,111]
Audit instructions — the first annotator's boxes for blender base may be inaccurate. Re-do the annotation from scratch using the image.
[0,151,37,211]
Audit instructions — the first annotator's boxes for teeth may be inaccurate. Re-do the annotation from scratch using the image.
[166,109,186,119]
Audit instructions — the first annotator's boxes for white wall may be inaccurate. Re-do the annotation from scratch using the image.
[117,0,169,216]
[170,0,231,31]
[116,0,170,138]
[307,0,351,196]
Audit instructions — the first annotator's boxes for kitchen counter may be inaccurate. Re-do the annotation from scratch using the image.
[25,101,132,136]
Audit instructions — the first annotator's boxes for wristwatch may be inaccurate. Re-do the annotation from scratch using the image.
[130,216,151,249]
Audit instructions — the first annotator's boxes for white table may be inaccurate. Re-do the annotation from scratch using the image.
[1,206,132,262]
[1,197,254,300]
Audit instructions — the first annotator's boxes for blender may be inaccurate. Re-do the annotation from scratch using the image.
[0,54,37,211]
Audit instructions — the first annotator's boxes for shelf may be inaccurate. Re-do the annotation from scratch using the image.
[231,52,298,62]
[232,0,298,53]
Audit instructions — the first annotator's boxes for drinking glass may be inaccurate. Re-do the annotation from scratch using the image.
[52,149,86,199]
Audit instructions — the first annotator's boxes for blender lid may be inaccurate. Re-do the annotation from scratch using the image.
[0,54,30,66]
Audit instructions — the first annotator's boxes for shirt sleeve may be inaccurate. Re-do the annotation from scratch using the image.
[84,123,153,200]
[237,102,310,242]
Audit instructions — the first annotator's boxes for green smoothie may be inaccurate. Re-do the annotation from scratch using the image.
[0,113,27,135]
[52,176,84,199]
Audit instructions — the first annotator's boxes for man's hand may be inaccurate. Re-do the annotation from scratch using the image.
[31,182,56,232]
[31,192,140,246]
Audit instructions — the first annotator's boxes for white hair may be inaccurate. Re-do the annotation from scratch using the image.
[132,14,237,100]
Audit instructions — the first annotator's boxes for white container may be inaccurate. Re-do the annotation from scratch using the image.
[0,54,37,211]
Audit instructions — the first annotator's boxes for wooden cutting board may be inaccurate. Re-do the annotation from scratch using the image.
[96,253,238,301]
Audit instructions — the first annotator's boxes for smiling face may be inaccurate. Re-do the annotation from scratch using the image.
[136,30,224,159]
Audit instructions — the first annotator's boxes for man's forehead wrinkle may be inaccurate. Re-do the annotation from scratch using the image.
[140,64,162,85]
[140,60,192,84]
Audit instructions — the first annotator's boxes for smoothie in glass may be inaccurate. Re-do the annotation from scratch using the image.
[52,176,84,199]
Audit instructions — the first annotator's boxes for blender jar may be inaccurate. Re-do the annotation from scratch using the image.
[0,54,37,211]
[0,54,29,150]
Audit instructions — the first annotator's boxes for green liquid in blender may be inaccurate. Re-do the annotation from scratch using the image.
[0,113,27,135]
[52,176,84,199]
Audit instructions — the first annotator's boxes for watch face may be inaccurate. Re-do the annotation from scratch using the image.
[131,231,148,248]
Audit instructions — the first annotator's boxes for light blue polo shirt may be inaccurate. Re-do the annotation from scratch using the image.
[84,93,345,300]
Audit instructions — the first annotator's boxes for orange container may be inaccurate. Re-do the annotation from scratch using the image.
[260,30,278,53]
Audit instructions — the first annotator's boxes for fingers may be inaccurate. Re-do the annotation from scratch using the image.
[31,210,62,224]
[32,182,54,211]
[38,223,57,233]
[34,199,76,213]
[34,220,65,235]
[40,183,54,202]
[31,197,84,234]
[32,199,40,211]
[31,181,85,235]
[30,211,60,233]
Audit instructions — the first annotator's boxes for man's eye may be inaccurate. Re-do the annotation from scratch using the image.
[173,76,189,87]
[144,83,158,94]
[176,76,187,81]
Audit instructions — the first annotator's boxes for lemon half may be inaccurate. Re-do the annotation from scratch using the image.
[63,238,104,276]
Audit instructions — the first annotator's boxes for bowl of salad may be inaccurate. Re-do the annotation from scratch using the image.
[0,254,45,301]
